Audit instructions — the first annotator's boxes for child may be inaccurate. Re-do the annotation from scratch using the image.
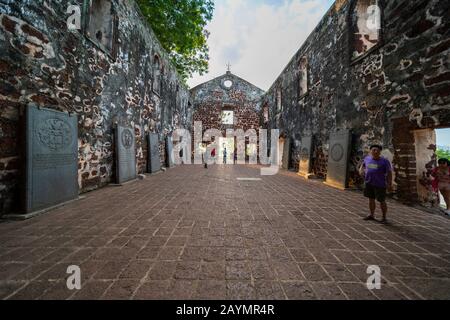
[432,158,450,215]
[223,147,227,164]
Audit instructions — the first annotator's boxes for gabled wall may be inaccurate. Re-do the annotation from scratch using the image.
[191,71,265,135]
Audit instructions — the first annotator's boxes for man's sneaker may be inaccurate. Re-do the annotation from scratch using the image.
[363,215,375,221]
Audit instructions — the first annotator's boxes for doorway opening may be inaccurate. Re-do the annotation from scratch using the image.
[436,128,450,211]
[392,116,450,208]
[218,137,234,164]
[278,137,285,167]
[414,127,450,210]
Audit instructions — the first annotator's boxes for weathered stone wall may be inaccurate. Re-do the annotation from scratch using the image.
[191,71,264,136]
[261,0,450,205]
[0,0,192,215]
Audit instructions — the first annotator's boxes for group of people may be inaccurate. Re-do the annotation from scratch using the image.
[359,145,450,224]
[203,146,239,168]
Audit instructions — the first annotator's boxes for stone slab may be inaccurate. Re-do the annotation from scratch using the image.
[147,133,161,174]
[116,125,136,184]
[325,129,352,190]
[282,138,291,170]
[25,105,79,214]
[165,135,175,168]
[298,136,313,178]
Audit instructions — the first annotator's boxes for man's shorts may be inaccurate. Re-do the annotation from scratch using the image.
[364,183,387,203]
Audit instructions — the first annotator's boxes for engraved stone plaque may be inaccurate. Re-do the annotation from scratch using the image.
[282,137,291,170]
[325,129,352,190]
[165,135,174,168]
[26,105,78,213]
[116,125,136,184]
[147,133,161,173]
[298,136,313,177]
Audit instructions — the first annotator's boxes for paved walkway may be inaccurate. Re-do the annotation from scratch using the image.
[1,165,450,300]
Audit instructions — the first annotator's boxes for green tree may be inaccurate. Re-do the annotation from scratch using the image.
[437,148,450,161]
[137,0,214,82]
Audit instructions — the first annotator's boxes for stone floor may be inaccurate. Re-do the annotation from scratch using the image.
[1,165,450,300]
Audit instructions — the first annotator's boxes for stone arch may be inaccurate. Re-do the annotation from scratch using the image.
[299,56,308,97]
[349,0,383,61]
[153,54,161,95]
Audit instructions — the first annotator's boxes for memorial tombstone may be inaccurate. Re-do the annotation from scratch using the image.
[325,129,352,190]
[298,136,313,178]
[147,133,161,173]
[25,105,78,214]
[282,137,291,170]
[116,125,136,184]
[165,135,175,168]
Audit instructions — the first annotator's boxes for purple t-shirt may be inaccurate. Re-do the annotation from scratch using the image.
[363,156,392,188]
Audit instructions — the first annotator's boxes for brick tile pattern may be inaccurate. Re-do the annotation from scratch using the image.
[1,165,450,300]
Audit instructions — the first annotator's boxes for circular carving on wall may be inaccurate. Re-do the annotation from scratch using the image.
[37,118,72,151]
[331,143,344,162]
[223,79,233,89]
[121,129,134,149]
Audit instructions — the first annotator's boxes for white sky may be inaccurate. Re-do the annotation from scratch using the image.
[187,0,335,91]
[437,129,450,147]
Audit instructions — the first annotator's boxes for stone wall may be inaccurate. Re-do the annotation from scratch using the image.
[261,0,450,205]
[0,0,192,215]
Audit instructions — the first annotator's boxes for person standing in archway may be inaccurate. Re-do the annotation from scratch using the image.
[359,145,393,224]
[204,145,216,169]
[432,158,450,215]
[223,147,227,164]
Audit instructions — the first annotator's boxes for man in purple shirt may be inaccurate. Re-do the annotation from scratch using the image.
[359,145,393,224]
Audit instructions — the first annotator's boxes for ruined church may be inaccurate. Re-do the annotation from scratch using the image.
[0,0,449,217]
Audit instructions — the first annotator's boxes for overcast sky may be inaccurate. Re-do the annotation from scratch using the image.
[437,129,450,147]
[187,0,335,91]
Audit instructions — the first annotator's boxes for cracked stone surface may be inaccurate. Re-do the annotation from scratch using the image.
[1,165,450,300]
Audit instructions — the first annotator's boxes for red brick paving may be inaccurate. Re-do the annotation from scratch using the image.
[1,165,450,300]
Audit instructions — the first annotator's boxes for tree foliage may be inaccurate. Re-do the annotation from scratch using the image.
[437,148,450,161]
[137,0,214,82]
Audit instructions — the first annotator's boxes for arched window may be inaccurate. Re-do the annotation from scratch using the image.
[221,110,234,125]
[350,0,382,60]
[263,104,269,124]
[276,88,282,113]
[299,56,308,97]
[86,0,118,57]
[153,55,161,95]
